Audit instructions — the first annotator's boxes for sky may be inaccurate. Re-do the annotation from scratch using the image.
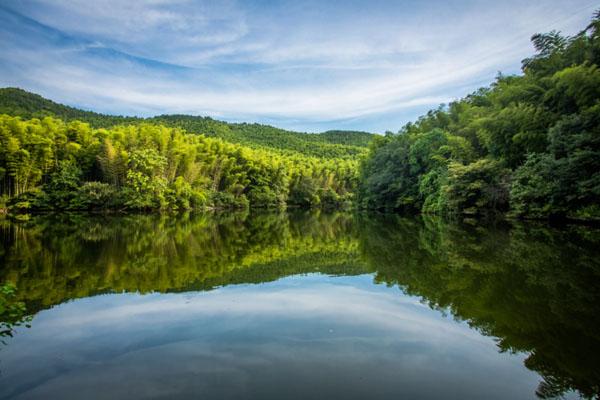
[0,0,597,133]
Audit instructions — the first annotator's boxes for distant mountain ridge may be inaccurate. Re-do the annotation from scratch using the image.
[0,87,374,158]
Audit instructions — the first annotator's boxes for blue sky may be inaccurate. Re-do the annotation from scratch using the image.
[0,0,597,133]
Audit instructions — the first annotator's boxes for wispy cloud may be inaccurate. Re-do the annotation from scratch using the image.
[0,0,596,132]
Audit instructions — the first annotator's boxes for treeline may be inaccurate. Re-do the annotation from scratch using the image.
[0,87,138,127]
[0,115,357,211]
[359,12,600,220]
[0,88,373,159]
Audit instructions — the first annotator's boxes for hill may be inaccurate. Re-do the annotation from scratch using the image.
[0,87,139,126]
[0,88,374,158]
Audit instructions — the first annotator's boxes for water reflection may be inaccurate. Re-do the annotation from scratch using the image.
[0,212,599,399]
[360,215,600,399]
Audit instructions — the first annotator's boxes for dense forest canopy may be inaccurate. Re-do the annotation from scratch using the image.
[1,12,599,218]
[0,115,358,211]
[358,11,600,220]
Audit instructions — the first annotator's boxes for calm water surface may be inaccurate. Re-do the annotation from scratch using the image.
[0,212,599,399]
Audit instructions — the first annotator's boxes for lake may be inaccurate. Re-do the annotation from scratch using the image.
[1,211,599,399]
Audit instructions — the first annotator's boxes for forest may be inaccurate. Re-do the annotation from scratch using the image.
[0,86,371,211]
[0,115,360,211]
[359,12,600,220]
[1,12,599,218]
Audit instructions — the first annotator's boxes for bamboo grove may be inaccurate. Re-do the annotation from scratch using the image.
[0,116,358,211]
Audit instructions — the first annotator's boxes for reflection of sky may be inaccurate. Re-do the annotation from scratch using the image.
[1,274,541,400]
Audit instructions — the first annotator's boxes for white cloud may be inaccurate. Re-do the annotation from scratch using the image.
[0,0,597,131]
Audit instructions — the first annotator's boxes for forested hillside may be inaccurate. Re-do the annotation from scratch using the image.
[0,88,139,126]
[0,87,371,211]
[0,88,373,159]
[359,12,600,220]
[0,115,358,211]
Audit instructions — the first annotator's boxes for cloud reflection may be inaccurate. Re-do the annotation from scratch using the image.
[0,275,540,400]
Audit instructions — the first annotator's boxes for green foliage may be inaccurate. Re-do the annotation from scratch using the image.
[0,116,358,211]
[42,160,83,209]
[319,130,374,146]
[359,128,473,213]
[419,168,447,214]
[210,191,249,209]
[0,283,31,344]
[72,182,118,210]
[359,134,419,211]
[359,11,600,220]
[510,154,561,218]
[150,117,372,159]
[0,88,374,159]
[444,159,510,215]
[122,148,169,210]
[0,88,138,126]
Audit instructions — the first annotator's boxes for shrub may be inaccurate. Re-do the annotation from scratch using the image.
[444,159,510,215]
[72,182,119,210]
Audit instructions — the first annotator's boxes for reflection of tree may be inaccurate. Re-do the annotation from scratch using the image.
[0,284,31,346]
[1,212,599,398]
[0,211,364,311]
[359,214,600,399]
